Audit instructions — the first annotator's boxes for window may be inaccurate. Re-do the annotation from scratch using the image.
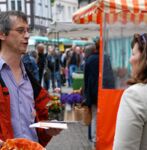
[10,0,22,11]
[73,7,76,13]
[45,0,48,5]
[68,6,71,16]
[11,0,15,10]
[38,0,42,5]
[17,0,22,11]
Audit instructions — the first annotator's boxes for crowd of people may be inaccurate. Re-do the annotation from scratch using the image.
[23,41,87,92]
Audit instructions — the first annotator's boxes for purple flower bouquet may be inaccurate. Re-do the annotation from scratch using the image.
[60,93,83,105]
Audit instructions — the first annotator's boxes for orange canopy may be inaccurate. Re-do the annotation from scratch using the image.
[72,1,100,24]
[72,0,147,24]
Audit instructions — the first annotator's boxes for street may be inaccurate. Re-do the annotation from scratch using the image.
[46,86,91,150]
[46,123,91,150]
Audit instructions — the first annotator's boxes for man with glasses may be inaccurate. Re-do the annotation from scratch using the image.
[0,10,61,148]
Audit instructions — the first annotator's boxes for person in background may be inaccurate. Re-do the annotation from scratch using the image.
[82,44,96,142]
[54,49,61,88]
[67,45,81,86]
[36,43,46,84]
[47,46,56,90]
[84,39,115,150]
[22,50,39,81]
[47,47,61,90]
[65,48,72,87]
[0,10,61,148]
[60,50,67,86]
[30,50,38,62]
[83,44,99,150]
[113,33,147,150]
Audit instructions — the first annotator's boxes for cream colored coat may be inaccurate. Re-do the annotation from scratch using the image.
[113,83,147,150]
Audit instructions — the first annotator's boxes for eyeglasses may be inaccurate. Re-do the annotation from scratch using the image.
[131,33,147,50]
[133,33,147,46]
[10,27,30,34]
[141,34,147,44]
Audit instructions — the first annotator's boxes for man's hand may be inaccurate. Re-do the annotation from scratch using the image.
[46,128,62,136]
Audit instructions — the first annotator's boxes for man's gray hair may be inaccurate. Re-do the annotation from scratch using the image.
[0,10,27,35]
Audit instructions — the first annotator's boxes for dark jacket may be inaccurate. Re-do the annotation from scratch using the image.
[84,52,115,107]
[37,53,46,83]
[0,69,52,147]
[22,54,39,81]
[84,52,99,106]
[47,55,60,72]
[68,52,81,67]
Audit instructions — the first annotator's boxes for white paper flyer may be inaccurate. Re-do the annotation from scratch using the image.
[29,121,68,129]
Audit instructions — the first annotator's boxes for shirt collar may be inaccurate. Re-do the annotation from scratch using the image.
[0,57,28,79]
[20,60,28,79]
[0,58,6,71]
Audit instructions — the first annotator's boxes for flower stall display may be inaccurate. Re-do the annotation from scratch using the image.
[60,93,85,122]
[48,95,61,113]
[47,95,64,121]
[60,93,83,106]
[47,91,86,122]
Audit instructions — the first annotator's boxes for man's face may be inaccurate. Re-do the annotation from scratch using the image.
[3,16,30,55]
[75,47,81,54]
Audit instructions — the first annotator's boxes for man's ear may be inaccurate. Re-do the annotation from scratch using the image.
[0,32,6,40]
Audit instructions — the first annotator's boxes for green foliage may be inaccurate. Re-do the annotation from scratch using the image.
[51,0,55,4]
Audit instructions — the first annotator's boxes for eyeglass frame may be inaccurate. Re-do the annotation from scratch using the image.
[10,27,30,34]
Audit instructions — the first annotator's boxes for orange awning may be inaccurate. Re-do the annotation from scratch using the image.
[72,0,147,24]
[72,1,101,24]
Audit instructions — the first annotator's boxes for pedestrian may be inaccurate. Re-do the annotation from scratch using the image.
[113,33,147,150]
[65,48,71,87]
[22,51,39,81]
[36,43,46,84]
[47,47,61,90]
[83,39,115,150]
[0,10,61,148]
[67,45,81,86]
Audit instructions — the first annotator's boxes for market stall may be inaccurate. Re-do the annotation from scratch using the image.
[73,0,147,150]
[28,36,50,51]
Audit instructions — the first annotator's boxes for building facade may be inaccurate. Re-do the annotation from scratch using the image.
[51,0,78,22]
[0,0,52,34]
[78,0,95,7]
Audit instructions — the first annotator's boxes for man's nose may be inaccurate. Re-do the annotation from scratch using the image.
[24,32,30,38]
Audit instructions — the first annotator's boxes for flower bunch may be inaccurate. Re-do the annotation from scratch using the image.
[49,95,60,100]
[60,93,83,105]
[48,95,63,113]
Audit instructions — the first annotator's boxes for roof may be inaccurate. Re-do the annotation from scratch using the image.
[72,0,147,24]
[47,22,99,39]
[29,36,49,43]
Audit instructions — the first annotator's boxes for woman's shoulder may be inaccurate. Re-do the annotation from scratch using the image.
[126,83,147,92]
[123,83,147,101]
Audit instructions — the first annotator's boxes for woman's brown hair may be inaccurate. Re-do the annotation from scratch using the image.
[128,33,147,85]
